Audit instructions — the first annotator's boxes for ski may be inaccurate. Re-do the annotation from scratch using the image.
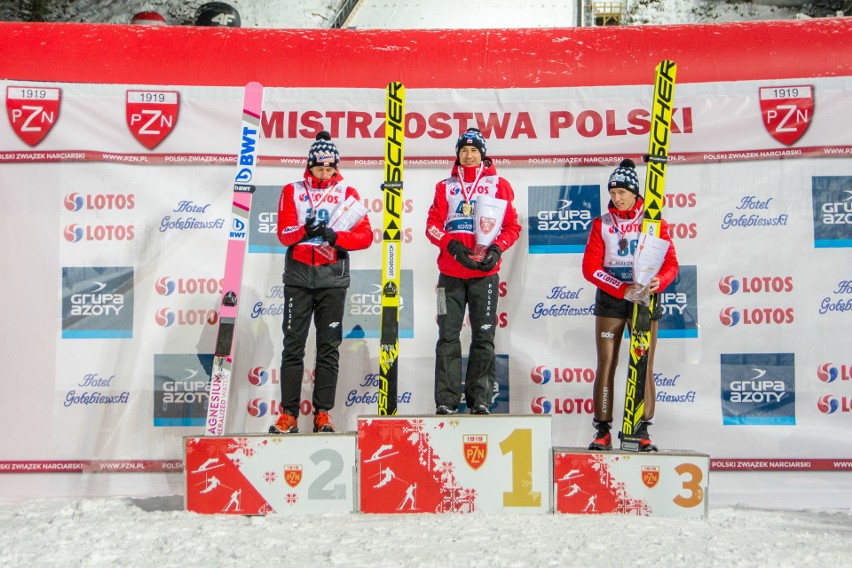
[620,61,677,451]
[205,82,264,436]
[378,82,405,415]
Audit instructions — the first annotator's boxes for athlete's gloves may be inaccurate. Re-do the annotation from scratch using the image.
[304,219,325,237]
[321,226,338,246]
[477,244,502,272]
[447,240,480,270]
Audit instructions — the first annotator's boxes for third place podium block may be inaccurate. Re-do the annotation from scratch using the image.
[358,415,552,514]
[553,448,710,518]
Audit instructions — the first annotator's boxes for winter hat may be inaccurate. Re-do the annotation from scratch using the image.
[131,11,167,25]
[608,158,641,196]
[455,128,487,159]
[307,131,340,169]
[194,2,241,27]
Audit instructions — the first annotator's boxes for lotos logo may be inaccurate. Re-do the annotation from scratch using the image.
[817,395,839,414]
[64,224,84,242]
[64,193,84,211]
[155,308,218,327]
[759,85,813,146]
[126,90,179,150]
[719,276,739,295]
[64,193,135,211]
[6,86,61,147]
[720,307,793,326]
[718,276,793,295]
[531,365,594,384]
[155,308,176,327]
[248,367,279,386]
[247,398,269,417]
[531,366,550,384]
[62,224,135,242]
[817,364,850,383]
[155,278,176,296]
[720,307,740,327]
[155,277,221,296]
[530,396,593,414]
[531,397,552,414]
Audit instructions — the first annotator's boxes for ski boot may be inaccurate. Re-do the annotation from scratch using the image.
[588,420,612,451]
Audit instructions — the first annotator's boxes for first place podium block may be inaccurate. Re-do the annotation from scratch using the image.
[358,415,552,514]
[185,434,357,515]
[553,448,709,518]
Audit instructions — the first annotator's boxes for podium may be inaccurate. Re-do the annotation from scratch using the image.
[358,415,552,514]
[553,448,709,518]
[183,419,709,518]
[184,434,357,515]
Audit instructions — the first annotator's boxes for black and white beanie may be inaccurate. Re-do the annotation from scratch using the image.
[608,158,641,196]
[455,128,487,160]
[307,131,339,169]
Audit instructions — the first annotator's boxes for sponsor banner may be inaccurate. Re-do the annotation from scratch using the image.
[528,185,600,254]
[347,269,414,338]
[61,266,134,339]
[711,459,852,471]
[153,354,214,427]
[2,78,851,159]
[658,265,698,339]
[0,460,184,474]
[811,175,852,248]
[720,353,796,426]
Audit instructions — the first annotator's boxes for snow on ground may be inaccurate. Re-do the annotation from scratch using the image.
[1,1,849,564]
[0,497,850,567]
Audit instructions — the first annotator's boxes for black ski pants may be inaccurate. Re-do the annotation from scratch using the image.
[434,273,499,410]
[279,285,346,416]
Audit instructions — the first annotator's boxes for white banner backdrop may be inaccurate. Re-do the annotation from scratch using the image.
[1,78,850,505]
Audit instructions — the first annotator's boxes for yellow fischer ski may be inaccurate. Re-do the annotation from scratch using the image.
[378,82,405,415]
[620,60,677,451]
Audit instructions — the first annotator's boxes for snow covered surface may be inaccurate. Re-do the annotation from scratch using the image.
[0,497,850,567]
[0,0,850,562]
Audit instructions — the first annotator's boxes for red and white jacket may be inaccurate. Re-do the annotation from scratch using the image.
[277,168,372,267]
[582,198,679,299]
[425,160,521,278]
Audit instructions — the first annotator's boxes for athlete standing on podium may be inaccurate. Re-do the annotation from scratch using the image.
[581,159,679,451]
[425,128,521,416]
[269,132,373,434]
